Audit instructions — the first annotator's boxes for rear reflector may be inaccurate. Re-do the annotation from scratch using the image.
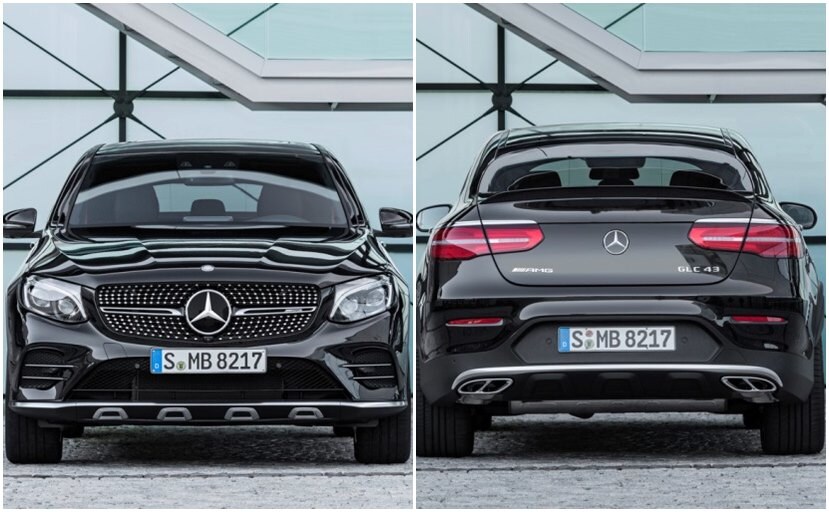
[430,222,544,260]
[446,317,504,327]
[688,221,802,258]
[730,315,787,324]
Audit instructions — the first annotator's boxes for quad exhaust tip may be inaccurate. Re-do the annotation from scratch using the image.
[722,375,778,403]
[457,378,513,396]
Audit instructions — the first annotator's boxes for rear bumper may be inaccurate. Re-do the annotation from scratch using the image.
[9,399,408,427]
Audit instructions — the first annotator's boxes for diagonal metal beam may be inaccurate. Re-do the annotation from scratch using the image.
[3,114,117,190]
[128,114,166,140]
[3,22,116,97]
[416,106,496,161]
[131,3,280,101]
[416,39,493,90]
[509,3,645,94]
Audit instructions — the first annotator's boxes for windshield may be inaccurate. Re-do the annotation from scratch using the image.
[477,142,754,196]
[67,153,348,232]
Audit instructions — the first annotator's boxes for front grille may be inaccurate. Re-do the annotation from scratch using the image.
[96,282,320,342]
[337,345,397,390]
[20,349,75,390]
[67,357,346,401]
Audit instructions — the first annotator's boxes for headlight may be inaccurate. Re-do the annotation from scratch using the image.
[21,276,87,323]
[330,275,393,323]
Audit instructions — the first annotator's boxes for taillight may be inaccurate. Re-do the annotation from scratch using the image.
[430,223,544,260]
[688,221,801,258]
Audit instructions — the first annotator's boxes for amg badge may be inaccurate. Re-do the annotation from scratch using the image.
[512,267,554,273]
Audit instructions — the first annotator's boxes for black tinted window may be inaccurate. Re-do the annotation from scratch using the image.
[68,153,348,229]
[479,143,753,195]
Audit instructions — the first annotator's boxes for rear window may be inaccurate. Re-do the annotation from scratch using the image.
[478,142,754,195]
[67,153,348,230]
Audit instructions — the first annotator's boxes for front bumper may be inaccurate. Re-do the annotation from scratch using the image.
[9,400,408,427]
[8,305,410,425]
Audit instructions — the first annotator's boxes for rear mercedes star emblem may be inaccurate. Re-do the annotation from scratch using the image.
[603,230,630,255]
[185,289,231,335]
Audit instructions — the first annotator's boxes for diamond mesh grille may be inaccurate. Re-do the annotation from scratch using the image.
[96,282,320,342]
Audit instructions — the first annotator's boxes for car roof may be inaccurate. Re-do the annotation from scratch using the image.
[95,139,321,158]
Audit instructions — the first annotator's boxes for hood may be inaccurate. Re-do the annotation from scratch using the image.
[22,228,393,289]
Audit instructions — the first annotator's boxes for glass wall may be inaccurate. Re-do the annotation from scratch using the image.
[566,3,825,52]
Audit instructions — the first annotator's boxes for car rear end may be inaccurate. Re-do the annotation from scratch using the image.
[417,125,824,456]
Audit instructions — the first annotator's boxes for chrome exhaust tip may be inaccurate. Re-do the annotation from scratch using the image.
[721,376,779,403]
[456,378,513,404]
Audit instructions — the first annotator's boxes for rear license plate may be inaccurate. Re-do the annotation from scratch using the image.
[150,348,267,374]
[558,326,675,353]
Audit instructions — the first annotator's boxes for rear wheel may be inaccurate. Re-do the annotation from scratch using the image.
[760,341,825,454]
[62,425,85,439]
[473,412,493,431]
[5,406,63,464]
[333,426,353,437]
[353,405,411,464]
[416,366,474,457]
[742,410,762,429]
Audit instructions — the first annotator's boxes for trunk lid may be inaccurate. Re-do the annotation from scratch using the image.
[476,193,755,286]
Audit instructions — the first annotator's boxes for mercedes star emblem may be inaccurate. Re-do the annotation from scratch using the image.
[603,230,630,255]
[185,289,231,335]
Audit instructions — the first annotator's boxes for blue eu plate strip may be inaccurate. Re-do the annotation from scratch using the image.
[558,327,570,353]
[150,348,163,374]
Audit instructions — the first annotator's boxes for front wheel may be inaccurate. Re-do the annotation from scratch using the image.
[760,341,825,454]
[353,405,411,464]
[5,406,63,464]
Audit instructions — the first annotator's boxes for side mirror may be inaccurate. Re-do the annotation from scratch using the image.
[377,207,413,238]
[416,204,451,232]
[3,208,38,238]
[780,202,817,230]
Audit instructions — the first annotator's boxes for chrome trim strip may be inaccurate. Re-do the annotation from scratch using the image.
[452,220,537,227]
[235,306,318,316]
[99,306,183,316]
[352,376,396,381]
[694,218,780,224]
[11,400,407,410]
[24,364,74,369]
[20,376,65,381]
[341,363,393,368]
[451,364,783,391]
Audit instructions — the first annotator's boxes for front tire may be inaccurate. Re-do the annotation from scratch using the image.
[5,406,63,464]
[760,341,825,454]
[62,425,85,438]
[353,405,411,464]
[416,367,474,457]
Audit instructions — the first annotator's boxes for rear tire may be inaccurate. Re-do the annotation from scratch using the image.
[416,366,474,457]
[473,412,493,431]
[353,405,411,464]
[743,411,762,429]
[760,341,825,454]
[5,406,63,464]
[333,426,353,437]
[62,425,85,438]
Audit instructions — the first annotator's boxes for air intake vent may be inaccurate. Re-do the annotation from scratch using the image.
[20,349,74,390]
[337,345,397,389]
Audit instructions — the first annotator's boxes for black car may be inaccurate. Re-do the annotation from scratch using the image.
[416,123,824,457]
[4,140,412,464]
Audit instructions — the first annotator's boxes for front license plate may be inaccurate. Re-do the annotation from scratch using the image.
[558,326,675,353]
[150,348,267,374]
